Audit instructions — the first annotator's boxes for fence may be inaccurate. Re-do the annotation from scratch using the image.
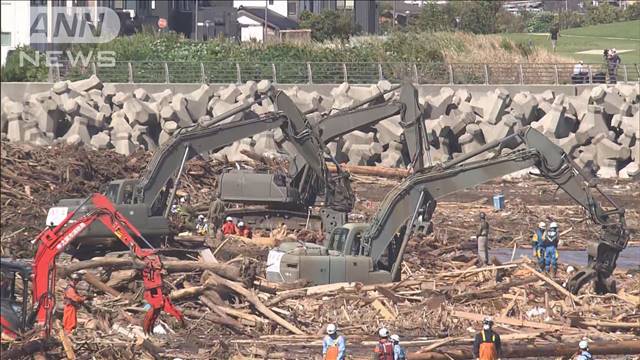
[50,61,640,85]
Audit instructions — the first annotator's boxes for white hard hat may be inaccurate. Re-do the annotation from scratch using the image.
[538,222,546,228]
[612,48,617,53]
[483,316,493,324]
[326,323,337,335]
[238,221,245,227]
[180,197,186,203]
[390,334,400,342]
[378,327,389,337]
[225,216,233,221]
[198,214,205,220]
[579,340,588,350]
[549,222,558,228]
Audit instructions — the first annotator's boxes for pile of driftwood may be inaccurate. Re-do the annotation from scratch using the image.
[3,233,638,359]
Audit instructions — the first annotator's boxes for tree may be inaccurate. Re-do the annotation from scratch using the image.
[453,1,502,34]
[414,2,455,32]
[298,10,360,42]
[586,4,621,25]
[1,46,49,82]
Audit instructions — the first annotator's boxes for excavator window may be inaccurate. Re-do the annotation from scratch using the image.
[121,183,134,204]
[328,228,349,253]
[105,183,120,202]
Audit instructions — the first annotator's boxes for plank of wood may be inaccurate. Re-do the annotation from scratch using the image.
[450,310,568,331]
[58,327,76,360]
[371,299,395,320]
[521,263,581,305]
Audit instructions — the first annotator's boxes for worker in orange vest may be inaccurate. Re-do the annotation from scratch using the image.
[221,216,238,235]
[322,323,346,360]
[63,273,87,335]
[237,221,253,239]
[373,327,394,360]
[472,316,502,360]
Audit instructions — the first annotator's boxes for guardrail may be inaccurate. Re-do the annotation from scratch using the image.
[49,61,640,85]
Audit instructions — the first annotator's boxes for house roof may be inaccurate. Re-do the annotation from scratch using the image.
[237,6,299,30]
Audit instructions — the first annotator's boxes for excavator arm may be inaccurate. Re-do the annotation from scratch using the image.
[32,193,180,336]
[135,112,289,215]
[363,126,626,294]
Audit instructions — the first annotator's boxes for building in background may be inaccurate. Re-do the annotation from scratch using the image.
[237,5,300,42]
[1,1,31,65]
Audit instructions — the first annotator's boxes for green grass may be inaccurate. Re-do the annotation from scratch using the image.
[561,20,640,39]
[503,20,640,65]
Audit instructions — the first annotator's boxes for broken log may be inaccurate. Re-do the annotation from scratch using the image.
[410,339,640,359]
[521,263,581,305]
[204,271,306,335]
[83,271,122,298]
[58,257,240,280]
[1,339,59,358]
[327,163,409,178]
[450,310,568,331]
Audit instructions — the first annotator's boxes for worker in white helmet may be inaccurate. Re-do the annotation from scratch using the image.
[373,327,394,360]
[390,334,406,360]
[221,216,238,235]
[542,222,560,277]
[575,340,592,360]
[472,316,502,360]
[531,222,546,265]
[322,323,346,360]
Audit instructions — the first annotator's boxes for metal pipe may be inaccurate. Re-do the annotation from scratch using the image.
[163,146,191,218]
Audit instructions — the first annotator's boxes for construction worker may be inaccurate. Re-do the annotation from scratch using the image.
[322,323,346,360]
[373,327,394,360]
[208,196,226,232]
[237,221,253,239]
[472,316,502,360]
[142,255,184,334]
[532,222,546,266]
[177,197,196,231]
[390,334,406,360]
[575,340,593,360]
[542,222,560,276]
[195,215,208,235]
[221,216,238,235]
[477,212,490,266]
[63,273,87,335]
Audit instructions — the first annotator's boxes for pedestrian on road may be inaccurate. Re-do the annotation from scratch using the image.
[322,323,346,360]
[477,212,490,266]
[472,316,502,360]
[63,273,87,335]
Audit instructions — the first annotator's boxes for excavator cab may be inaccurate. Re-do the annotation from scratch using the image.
[103,179,139,204]
[0,258,33,339]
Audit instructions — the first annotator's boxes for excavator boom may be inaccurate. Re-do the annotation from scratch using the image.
[270,127,627,294]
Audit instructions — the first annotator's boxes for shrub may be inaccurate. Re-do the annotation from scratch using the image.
[586,4,621,25]
[1,46,49,82]
[527,12,556,33]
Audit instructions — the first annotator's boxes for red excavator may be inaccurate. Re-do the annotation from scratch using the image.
[0,193,183,340]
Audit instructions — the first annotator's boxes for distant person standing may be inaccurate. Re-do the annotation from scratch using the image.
[549,26,559,52]
[607,48,621,84]
[476,212,490,266]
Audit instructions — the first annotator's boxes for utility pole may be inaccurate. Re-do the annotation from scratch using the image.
[392,0,396,29]
[264,0,268,43]
[195,0,199,40]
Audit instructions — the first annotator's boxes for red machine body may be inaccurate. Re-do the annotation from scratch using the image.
[2,193,183,339]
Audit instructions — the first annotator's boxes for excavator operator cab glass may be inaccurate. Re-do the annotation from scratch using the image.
[0,260,32,332]
[105,183,120,202]
[328,228,349,253]
[121,183,135,204]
